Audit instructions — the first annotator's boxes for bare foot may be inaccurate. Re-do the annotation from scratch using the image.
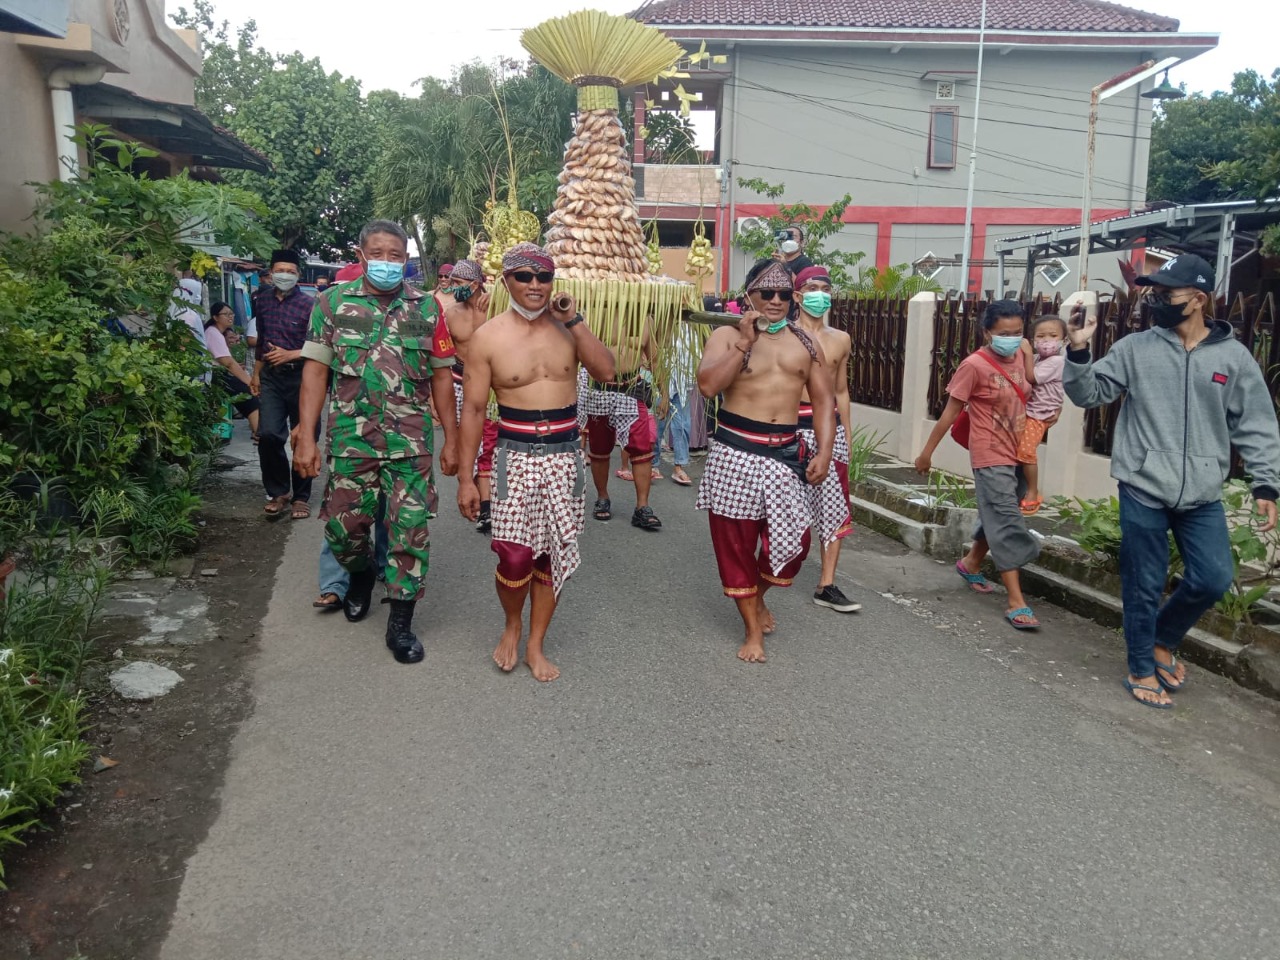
[492,624,521,672]
[738,637,767,663]
[525,650,561,682]
[757,601,776,635]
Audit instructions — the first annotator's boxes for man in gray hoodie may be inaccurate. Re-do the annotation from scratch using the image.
[1064,254,1280,708]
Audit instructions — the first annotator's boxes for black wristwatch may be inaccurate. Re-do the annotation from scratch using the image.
[564,312,585,329]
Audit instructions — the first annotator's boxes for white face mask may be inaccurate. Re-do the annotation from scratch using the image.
[510,300,545,322]
[272,272,298,292]
[779,239,800,255]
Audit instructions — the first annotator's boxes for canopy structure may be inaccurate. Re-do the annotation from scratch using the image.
[993,199,1280,299]
[75,83,272,175]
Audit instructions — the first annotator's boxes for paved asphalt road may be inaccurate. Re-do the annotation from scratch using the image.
[162,449,1280,960]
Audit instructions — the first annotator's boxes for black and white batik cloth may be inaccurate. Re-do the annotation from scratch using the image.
[797,423,852,545]
[695,441,814,575]
[576,367,640,440]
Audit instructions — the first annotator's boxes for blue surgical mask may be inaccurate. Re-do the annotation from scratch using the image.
[801,291,832,317]
[365,259,405,291]
[989,335,1022,357]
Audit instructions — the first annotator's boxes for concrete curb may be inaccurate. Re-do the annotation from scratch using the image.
[850,481,1280,700]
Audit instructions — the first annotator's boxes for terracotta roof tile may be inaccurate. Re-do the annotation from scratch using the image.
[633,0,1180,33]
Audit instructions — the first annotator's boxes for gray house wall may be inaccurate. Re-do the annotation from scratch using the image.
[723,44,1158,294]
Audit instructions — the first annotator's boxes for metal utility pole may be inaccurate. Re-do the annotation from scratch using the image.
[958,0,987,301]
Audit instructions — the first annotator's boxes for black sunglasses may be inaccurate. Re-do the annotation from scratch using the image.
[509,270,555,285]
[754,289,793,302]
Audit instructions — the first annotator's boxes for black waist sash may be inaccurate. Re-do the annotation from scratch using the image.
[713,410,809,482]
[496,403,580,444]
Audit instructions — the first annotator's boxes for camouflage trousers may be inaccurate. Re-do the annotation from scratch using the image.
[320,455,437,601]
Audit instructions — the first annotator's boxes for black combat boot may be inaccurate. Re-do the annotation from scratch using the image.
[384,598,424,664]
[343,566,377,623]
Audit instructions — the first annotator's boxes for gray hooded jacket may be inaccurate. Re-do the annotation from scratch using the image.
[1064,320,1280,510]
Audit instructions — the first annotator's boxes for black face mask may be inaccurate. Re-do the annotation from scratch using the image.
[1148,299,1191,329]
[453,284,475,304]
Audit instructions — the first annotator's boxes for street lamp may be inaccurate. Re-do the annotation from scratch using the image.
[1079,58,1179,288]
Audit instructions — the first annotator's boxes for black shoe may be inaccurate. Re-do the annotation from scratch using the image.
[385,598,424,664]
[813,584,862,613]
[475,506,492,533]
[630,506,662,531]
[343,567,377,622]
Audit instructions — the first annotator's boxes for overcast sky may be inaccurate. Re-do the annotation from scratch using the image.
[171,0,1271,101]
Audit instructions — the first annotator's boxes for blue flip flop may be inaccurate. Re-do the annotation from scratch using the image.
[1123,677,1173,709]
[956,559,994,594]
[1154,653,1186,693]
[1005,606,1040,630]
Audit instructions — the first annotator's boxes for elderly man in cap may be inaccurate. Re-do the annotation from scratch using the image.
[793,264,860,614]
[250,249,317,520]
[457,242,615,681]
[696,258,835,664]
[1065,253,1280,709]
[293,220,459,665]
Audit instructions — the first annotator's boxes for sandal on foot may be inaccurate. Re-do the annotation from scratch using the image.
[1155,652,1186,693]
[1005,606,1040,630]
[651,469,664,480]
[291,500,311,520]
[955,559,994,594]
[313,593,343,612]
[615,469,634,482]
[1122,677,1173,709]
[593,498,612,521]
[1020,497,1044,516]
[631,506,662,531]
[672,469,692,486]
[264,495,289,520]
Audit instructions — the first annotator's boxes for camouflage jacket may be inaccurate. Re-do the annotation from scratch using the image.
[302,279,455,460]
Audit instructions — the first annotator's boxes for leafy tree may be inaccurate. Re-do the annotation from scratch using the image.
[1206,69,1280,253]
[171,1,378,258]
[642,111,697,164]
[373,61,575,263]
[1147,83,1253,204]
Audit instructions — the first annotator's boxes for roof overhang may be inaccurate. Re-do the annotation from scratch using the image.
[648,25,1217,61]
[0,0,68,37]
[75,83,271,174]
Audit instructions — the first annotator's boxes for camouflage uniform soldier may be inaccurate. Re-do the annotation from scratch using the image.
[294,220,459,664]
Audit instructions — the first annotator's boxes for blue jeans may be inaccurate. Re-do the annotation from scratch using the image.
[319,497,389,598]
[1118,485,1234,679]
[653,389,691,466]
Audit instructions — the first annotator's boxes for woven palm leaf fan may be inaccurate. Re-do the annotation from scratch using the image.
[488,9,703,393]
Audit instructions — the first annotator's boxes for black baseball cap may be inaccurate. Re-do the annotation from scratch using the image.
[1135,254,1215,294]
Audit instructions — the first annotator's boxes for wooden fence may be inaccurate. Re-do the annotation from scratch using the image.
[829,296,910,412]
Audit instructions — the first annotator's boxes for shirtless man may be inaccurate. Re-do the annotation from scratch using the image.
[578,315,662,530]
[695,258,835,663]
[457,243,615,681]
[442,259,499,531]
[793,265,861,614]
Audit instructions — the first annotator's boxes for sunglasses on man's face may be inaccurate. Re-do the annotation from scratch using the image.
[509,270,555,285]
[754,289,793,302]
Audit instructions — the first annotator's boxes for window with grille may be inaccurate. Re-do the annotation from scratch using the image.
[928,106,958,170]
